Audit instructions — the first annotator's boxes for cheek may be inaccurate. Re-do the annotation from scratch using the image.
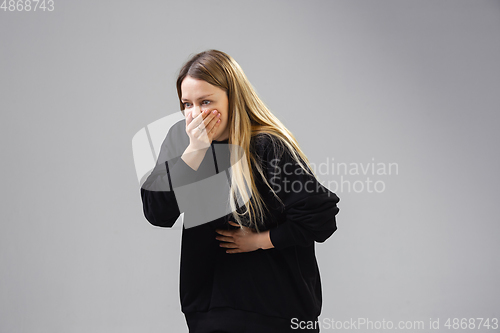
[219,116,228,129]
[216,109,226,121]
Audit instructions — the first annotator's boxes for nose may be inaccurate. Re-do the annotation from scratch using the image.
[191,105,202,119]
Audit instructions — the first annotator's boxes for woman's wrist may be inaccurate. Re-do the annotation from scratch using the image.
[181,144,209,171]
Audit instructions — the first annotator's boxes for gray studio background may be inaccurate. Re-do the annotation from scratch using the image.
[1,1,499,332]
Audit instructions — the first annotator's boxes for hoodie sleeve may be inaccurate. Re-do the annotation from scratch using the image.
[266,140,340,249]
[140,123,200,228]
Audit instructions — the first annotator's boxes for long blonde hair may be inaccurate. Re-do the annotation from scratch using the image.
[177,50,318,232]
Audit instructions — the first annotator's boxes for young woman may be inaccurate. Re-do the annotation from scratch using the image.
[140,50,340,333]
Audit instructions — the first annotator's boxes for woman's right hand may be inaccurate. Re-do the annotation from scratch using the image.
[186,108,221,150]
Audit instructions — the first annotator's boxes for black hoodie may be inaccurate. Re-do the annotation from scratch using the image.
[140,119,340,332]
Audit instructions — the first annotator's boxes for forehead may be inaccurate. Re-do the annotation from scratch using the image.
[181,76,218,98]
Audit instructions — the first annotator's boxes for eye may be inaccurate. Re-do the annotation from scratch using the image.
[183,102,192,108]
[202,100,211,105]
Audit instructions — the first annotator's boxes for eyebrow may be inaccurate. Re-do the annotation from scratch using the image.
[181,94,214,102]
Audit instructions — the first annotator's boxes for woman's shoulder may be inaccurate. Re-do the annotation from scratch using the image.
[251,132,287,159]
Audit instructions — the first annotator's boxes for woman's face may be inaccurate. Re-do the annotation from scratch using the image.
[181,76,230,141]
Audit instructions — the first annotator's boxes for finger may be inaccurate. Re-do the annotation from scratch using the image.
[228,221,245,229]
[215,229,232,236]
[197,110,218,132]
[226,249,241,254]
[219,242,238,249]
[195,110,213,129]
[210,118,221,133]
[216,235,234,242]
[228,221,243,227]
[188,108,205,130]
[208,118,221,140]
[207,112,221,133]
[192,113,214,141]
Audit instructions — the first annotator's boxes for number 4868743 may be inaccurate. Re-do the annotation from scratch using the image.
[1,0,55,12]
[444,318,498,330]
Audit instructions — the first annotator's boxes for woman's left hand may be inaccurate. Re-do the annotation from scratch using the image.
[215,221,262,254]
